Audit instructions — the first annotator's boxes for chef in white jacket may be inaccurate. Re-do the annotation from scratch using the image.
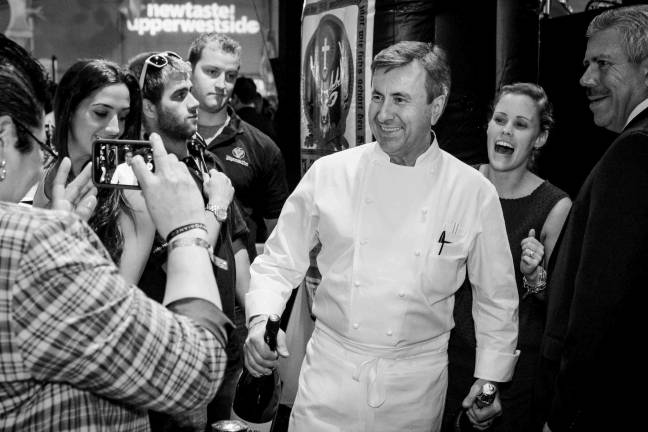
[244,41,520,432]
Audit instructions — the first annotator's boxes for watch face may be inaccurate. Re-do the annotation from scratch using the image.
[207,205,227,222]
[216,208,228,221]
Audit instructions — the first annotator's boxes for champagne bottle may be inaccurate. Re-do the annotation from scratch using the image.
[454,382,497,431]
[231,314,282,430]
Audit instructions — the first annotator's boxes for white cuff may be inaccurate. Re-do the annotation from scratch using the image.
[474,348,520,382]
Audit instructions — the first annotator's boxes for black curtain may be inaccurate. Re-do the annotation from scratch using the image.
[273,0,305,190]
[373,0,497,165]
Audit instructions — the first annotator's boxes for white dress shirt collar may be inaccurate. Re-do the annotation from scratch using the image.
[625,97,648,129]
[371,130,442,168]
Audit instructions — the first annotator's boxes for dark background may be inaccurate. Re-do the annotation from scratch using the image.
[276,0,643,195]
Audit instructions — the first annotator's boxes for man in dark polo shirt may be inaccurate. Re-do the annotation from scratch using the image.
[188,33,289,262]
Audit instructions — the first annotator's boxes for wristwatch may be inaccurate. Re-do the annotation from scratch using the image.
[205,204,228,223]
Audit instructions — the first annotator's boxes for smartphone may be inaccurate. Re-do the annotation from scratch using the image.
[92,139,154,190]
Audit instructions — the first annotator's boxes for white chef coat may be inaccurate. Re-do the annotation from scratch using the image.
[110,162,137,186]
[247,138,519,430]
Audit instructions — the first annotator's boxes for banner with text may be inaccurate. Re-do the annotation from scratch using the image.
[123,1,267,76]
[33,0,274,79]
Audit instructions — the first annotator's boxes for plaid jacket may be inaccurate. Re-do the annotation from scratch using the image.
[0,203,229,431]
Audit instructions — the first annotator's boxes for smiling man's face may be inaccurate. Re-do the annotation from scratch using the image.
[580,27,648,132]
[369,61,445,164]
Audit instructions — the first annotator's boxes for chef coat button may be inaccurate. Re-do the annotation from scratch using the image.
[354,281,361,287]
[422,208,428,215]
[386,330,393,336]
[414,250,421,257]
[360,239,368,245]
[353,322,359,329]
[365,197,373,204]
[399,291,405,298]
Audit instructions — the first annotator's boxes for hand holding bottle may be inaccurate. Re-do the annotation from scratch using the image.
[460,379,501,430]
[244,315,290,378]
[234,315,285,426]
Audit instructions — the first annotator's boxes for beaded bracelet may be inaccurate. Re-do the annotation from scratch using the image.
[523,266,547,298]
[166,222,207,243]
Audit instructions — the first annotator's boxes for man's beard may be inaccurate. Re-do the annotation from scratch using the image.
[157,106,196,141]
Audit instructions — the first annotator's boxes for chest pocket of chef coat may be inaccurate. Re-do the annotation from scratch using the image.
[420,233,468,306]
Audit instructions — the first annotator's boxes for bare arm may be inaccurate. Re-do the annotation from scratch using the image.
[234,245,251,306]
[118,190,156,284]
[520,197,572,287]
[540,197,572,263]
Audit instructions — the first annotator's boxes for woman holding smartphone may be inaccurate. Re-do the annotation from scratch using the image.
[34,59,156,283]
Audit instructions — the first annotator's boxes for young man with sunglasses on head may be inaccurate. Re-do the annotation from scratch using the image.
[128,51,251,430]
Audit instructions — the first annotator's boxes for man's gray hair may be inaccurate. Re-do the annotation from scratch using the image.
[587,5,648,65]
[371,41,451,103]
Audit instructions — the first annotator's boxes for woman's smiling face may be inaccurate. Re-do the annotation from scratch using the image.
[68,83,131,160]
[486,93,544,172]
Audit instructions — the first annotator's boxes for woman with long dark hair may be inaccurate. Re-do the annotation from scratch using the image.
[35,59,155,281]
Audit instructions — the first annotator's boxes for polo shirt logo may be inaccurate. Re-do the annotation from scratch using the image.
[226,147,249,167]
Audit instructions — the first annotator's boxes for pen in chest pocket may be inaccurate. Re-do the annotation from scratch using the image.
[438,230,452,255]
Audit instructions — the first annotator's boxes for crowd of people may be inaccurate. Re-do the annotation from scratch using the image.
[0,4,646,432]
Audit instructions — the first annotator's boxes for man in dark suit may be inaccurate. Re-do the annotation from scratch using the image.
[541,5,648,432]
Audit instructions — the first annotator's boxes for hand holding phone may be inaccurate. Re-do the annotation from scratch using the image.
[130,133,206,239]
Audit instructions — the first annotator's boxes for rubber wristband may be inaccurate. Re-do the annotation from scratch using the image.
[166,222,207,243]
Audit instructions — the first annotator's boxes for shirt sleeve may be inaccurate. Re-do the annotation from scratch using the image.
[229,198,250,244]
[246,162,319,321]
[12,215,227,414]
[466,184,520,382]
[259,139,290,220]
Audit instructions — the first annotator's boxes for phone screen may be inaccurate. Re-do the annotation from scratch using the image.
[92,139,154,190]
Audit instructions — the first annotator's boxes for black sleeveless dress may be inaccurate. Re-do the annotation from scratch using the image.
[441,180,568,432]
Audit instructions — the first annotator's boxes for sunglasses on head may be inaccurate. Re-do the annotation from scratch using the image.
[13,118,58,159]
[138,51,183,90]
